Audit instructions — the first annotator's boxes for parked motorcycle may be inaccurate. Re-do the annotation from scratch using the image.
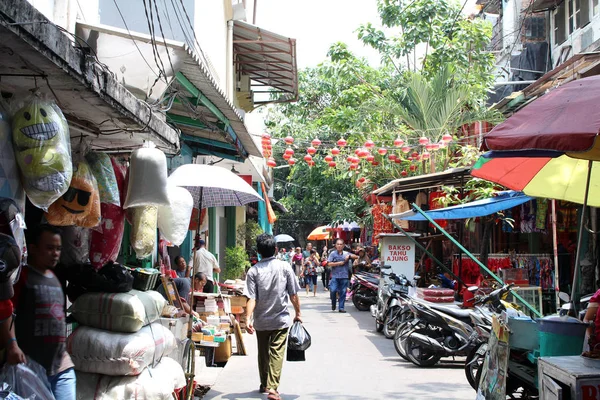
[371,267,412,336]
[351,272,379,311]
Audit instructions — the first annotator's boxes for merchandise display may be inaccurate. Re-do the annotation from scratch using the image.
[86,151,120,206]
[60,225,90,266]
[157,185,193,246]
[129,206,158,259]
[123,145,169,209]
[0,105,25,212]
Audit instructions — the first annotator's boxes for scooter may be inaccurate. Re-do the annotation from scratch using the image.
[351,272,379,311]
[371,266,412,336]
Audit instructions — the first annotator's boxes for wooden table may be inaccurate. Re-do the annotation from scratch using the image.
[538,356,600,399]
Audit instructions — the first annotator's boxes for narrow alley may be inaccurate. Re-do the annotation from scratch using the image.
[205,290,474,400]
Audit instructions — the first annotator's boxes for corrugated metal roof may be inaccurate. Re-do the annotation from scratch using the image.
[372,168,472,196]
[233,21,298,105]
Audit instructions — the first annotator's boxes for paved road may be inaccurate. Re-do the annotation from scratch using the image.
[205,287,475,400]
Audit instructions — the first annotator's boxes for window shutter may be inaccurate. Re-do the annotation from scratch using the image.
[555,2,567,44]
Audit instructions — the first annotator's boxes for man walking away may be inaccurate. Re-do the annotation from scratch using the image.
[327,238,358,313]
[6,225,76,399]
[189,239,221,293]
[245,234,301,400]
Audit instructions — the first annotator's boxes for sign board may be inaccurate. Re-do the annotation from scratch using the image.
[379,234,416,278]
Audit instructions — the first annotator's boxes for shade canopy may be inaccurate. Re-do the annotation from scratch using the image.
[471,152,600,207]
[482,75,600,161]
[168,164,263,208]
[390,191,532,221]
[274,234,295,243]
[307,226,331,241]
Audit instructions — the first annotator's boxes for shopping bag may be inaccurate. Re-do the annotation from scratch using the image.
[287,321,311,351]
[0,358,54,400]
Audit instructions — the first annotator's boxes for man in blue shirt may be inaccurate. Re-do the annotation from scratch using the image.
[327,238,358,313]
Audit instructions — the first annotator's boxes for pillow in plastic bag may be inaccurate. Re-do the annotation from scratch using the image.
[123,147,169,209]
[60,226,90,267]
[129,206,157,259]
[0,358,54,400]
[45,161,100,228]
[12,97,72,211]
[89,203,125,269]
[157,186,193,246]
[86,152,120,206]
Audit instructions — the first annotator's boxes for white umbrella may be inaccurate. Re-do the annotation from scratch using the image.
[274,234,294,243]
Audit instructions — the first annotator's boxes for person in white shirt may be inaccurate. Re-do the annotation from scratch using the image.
[189,239,221,293]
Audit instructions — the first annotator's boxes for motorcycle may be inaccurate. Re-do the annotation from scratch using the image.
[371,267,412,336]
[351,271,379,311]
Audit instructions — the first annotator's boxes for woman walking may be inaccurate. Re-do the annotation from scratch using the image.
[321,245,330,291]
[302,251,318,296]
[291,247,303,279]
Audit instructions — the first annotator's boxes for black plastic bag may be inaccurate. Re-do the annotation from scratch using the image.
[287,321,311,351]
[65,261,133,302]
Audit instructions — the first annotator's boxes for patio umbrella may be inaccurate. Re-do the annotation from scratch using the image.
[168,164,263,337]
[307,226,331,241]
[274,234,294,243]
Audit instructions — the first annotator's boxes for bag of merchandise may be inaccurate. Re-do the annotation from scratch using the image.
[123,144,169,209]
[157,186,193,246]
[0,357,54,400]
[69,289,166,333]
[45,160,101,228]
[129,206,158,259]
[59,226,90,267]
[66,262,134,302]
[0,104,25,213]
[75,357,186,400]
[67,322,176,376]
[11,97,72,211]
[85,152,120,206]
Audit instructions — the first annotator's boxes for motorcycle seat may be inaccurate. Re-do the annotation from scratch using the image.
[429,304,472,319]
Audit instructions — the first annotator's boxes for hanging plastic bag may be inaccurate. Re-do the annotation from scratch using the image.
[11,97,72,211]
[45,160,101,228]
[0,358,55,400]
[287,321,311,351]
[85,152,120,206]
[0,103,25,213]
[157,185,193,246]
[59,226,90,267]
[123,142,169,209]
[129,206,158,259]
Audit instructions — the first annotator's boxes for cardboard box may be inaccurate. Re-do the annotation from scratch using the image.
[231,306,244,314]
[214,336,232,363]
[197,311,219,322]
[230,296,248,307]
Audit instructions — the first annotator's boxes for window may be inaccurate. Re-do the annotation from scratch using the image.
[594,0,599,16]
[525,17,546,39]
[578,0,591,27]
[568,0,575,33]
[554,2,567,44]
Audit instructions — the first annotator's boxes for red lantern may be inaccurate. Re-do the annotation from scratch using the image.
[394,158,402,164]
[267,158,277,168]
[407,156,413,161]
[366,155,375,163]
[410,164,417,171]
[284,147,294,156]
[311,138,322,147]
[283,153,291,160]
[328,161,337,168]
[358,148,369,158]
[304,154,313,162]
[337,138,347,147]
[308,160,315,167]
[425,143,434,151]
[378,148,387,156]
[331,147,340,155]
[389,154,397,161]
[411,152,419,159]
[307,146,317,155]
[351,156,360,164]
[346,156,354,163]
[262,133,271,139]
[364,140,375,149]
[349,164,358,170]
[401,170,408,177]
[431,143,440,151]
[358,177,366,183]
[288,158,296,165]
[442,133,453,143]
[284,136,294,145]
[354,148,361,155]
[439,141,448,149]
[422,151,430,160]
[324,155,333,162]
[394,138,404,147]
[266,144,272,150]
[261,137,271,145]
[419,136,429,145]
[372,161,380,166]
[401,146,410,154]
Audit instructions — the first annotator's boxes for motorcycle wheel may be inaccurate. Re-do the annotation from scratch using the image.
[393,321,413,361]
[465,342,487,391]
[404,328,442,367]
[383,306,407,339]
[352,288,374,311]
[375,318,384,332]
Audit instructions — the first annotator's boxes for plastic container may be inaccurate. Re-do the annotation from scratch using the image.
[538,315,588,357]
[508,316,539,351]
[130,268,160,291]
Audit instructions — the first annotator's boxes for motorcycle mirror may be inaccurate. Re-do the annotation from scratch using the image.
[413,275,421,280]
[380,265,392,270]
[467,286,479,292]
[558,292,570,302]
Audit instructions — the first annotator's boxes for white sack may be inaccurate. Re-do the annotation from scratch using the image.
[68,322,176,376]
[75,357,186,400]
[157,186,193,246]
[123,147,169,209]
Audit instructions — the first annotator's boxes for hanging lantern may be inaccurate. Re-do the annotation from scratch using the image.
[266,144,272,150]
[378,148,387,156]
[419,136,429,145]
[262,133,271,140]
[311,138,322,147]
[288,158,296,165]
[401,146,410,154]
[267,158,277,168]
[328,161,337,168]
[431,143,440,151]
[284,136,294,145]
[422,151,431,160]
[414,155,422,162]
[364,140,375,149]
[283,153,291,160]
[307,146,317,155]
[410,164,417,171]
[304,154,313,162]
[324,155,333,162]
[331,147,340,155]
[372,161,380,166]
[439,141,448,149]
[389,154,397,161]
[351,156,360,164]
[407,156,413,161]
[261,138,271,145]
[284,147,294,156]
[308,160,315,167]
[358,148,369,158]
[346,156,354,163]
[401,170,408,177]
[349,164,358,170]
[394,138,404,147]
[442,133,453,143]
[366,155,375,163]
[425,143,434,151]
[337,138,347,147]
[358,177,366,183]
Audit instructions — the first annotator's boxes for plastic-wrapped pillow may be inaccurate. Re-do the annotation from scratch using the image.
[130,206,157,259]
[11,98,72,211]
[45,161,101,228]
[157,186,193,246]
[86,152,120,206]
[123,146,169,209]
[60,226,90,267]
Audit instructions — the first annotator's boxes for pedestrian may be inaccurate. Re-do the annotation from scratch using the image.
[302,242,313,261]
[5,225,76,399]
[353,247,372,273]
[291,247,303,279]
[245,234,302,400]
[327,238,358,313]
[174,255,189,278]
[189,238,221,293]
[321,245,330,291]
[302,251,318,297]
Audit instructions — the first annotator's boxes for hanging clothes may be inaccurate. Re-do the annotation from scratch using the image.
[536,198,548,230]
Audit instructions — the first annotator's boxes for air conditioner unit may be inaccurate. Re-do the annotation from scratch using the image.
[238,75,251,92]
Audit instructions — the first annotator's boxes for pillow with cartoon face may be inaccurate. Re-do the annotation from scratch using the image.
[46,161,100,228]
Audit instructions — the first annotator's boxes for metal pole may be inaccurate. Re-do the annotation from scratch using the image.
[411,203,542,318]
[188,187,204,339]
[551,199,560,311]
[569,160,593,315]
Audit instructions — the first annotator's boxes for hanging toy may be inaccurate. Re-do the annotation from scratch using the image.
[11,97,72,211]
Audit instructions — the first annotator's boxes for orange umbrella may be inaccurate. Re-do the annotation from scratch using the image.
[307,226,331,240]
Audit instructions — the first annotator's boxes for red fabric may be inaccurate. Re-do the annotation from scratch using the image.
[0,300,12,320]
[189,208,207,231]
[471,156,552,191]
[591,289,600,346]
[89,203,125,269]
[372,203,393,245]
[428,192,448,229]
[482,75,600,154]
